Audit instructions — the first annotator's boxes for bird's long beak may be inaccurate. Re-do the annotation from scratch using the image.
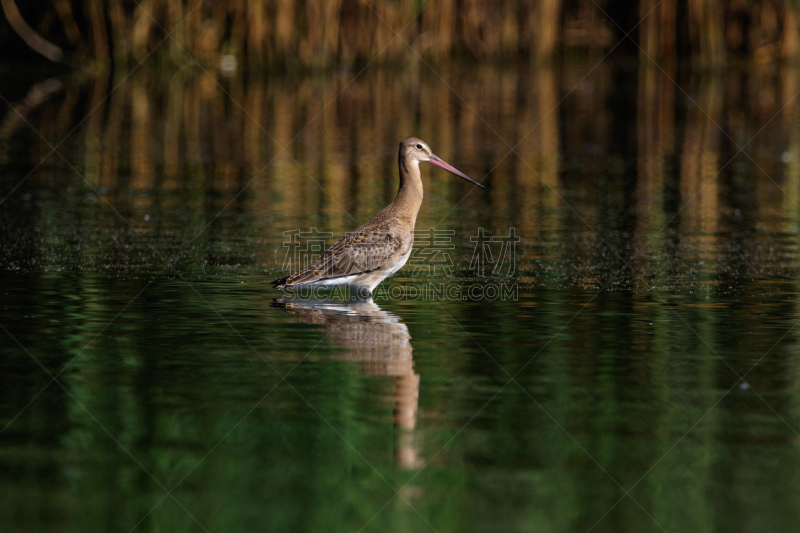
[428,154,485,189]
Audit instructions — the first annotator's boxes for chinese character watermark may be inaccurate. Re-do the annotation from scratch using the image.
[278,226,520,301]
[282,228,333,272]
[469,227,519,276]
[408,228,455,276]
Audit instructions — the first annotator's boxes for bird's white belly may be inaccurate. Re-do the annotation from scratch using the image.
[353,247,412,292]
[312,275,363,288]
[383,248,412,279]
[305,248,412,292]
[289,248,412,296]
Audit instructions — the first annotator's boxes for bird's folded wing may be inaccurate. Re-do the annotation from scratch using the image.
[284,227,406,286]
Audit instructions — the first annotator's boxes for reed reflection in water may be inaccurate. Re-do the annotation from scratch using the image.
[273,298,421,470]
[1,60,798,290]
[6,57,800,533]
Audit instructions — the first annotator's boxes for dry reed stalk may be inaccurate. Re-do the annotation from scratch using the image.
[166,0,185,63]
[322,0,343,66]
[185,0,202,56]
[53,0,82,45]
[131,77,155,201]
[247,0,266,63]
[228,0,247,59]
[420,0,456,61]
[1,0,63,62]
[782,4,800,59]
[680,75,722,235]
[108,0,129,69]
[82,74,107,187]
[641,0,661,60]
[637,63,664,218]
[781,68,800,207]
[131,0,155,61]
[100,74,126,192]
[659,0,677,60]
[84,0,109,63]
[535,0,561,58]
[163,72,185,184]
[687,0,726,68]
[274,0,295,64]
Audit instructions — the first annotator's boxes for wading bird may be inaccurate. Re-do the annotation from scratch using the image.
[272,137,484,298]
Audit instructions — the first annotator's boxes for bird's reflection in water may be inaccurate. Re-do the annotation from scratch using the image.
[272,298,421,469]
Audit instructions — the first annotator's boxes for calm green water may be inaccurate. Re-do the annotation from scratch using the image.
[3,59,800,532]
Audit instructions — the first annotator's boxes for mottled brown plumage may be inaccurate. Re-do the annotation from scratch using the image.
[272,136,483,296]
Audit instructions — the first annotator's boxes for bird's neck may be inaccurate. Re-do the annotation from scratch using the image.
[392,155,423,223]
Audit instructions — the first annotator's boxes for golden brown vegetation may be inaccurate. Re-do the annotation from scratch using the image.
[2,59,797,280]
[3,0,800,69]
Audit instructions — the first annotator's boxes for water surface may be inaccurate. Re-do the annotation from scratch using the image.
[2,59,800,532]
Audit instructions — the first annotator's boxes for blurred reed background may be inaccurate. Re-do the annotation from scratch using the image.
[1,0,800,69]
[1,57,797,284]
[2,0,800,281]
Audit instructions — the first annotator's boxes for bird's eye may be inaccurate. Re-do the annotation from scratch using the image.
[416,144,423,149]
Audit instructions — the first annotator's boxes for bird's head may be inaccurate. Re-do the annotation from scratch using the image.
[399,137,484,188]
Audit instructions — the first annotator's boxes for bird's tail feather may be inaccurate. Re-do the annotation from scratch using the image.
[271,275,289,289]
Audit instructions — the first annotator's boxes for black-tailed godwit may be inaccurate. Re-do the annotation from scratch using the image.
[272,137,483,297]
